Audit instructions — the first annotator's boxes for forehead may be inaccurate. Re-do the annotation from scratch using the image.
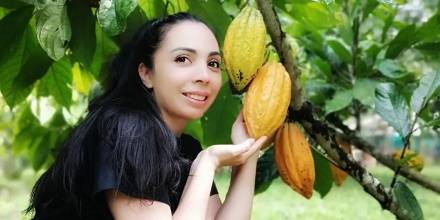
[159,21,219,53]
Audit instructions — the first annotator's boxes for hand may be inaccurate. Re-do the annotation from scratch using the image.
[203,136,268,169]
[231,110,249,145]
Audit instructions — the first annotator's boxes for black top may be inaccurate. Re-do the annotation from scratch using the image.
[32,132,218,220]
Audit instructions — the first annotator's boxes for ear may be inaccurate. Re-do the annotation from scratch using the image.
[138,63,154,89]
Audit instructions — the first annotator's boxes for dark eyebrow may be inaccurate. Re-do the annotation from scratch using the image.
[171,47,221,57]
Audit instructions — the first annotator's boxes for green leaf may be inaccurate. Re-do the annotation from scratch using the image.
[67,0,96,68]
[35,0,71,60]
[39,57,72,107]
[13,124,45,154]
[411,71,440,114]
[327,39,352,63]
[415,42,440,54]
[184,119,204,147]
[72,62,95,95]
[385,24,417,58]
[325,89,353,114]
[187,0,231,48]
[362,0,379,21]
[312,149,333,197]
[48,109,67,128]
[375,59,409,79]
[138,0,166,19]
[424,118,440,127]
[0,6,34,64]
[255,147,279,194]
[416,13,440,43]
[0,0,31,9]
[0,26,40,108]
[289,2,341,30]
[97,0,137,36]
[353,78,378,106]
[202,81,241,146]
[90,24,119,78]
[311,56,332,79]
[374,83,411,136]
[166,0,188,14]
[380,7,397,42]
[11,26,53,90]
[32,131,57,170]
[393,181,424,220]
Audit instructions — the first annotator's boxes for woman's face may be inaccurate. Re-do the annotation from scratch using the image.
[140,21,222,128]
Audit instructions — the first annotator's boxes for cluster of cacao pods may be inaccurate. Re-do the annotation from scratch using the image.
[223,5,360,200]
[223,6,315,198]
[223,5,291,146]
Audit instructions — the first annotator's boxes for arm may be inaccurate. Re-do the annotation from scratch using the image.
[214,152,259,220]
[213,110,266,220]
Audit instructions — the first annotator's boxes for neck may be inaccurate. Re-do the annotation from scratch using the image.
[160,111,188,138]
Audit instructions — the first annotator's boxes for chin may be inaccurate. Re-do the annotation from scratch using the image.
[184,109,206,120]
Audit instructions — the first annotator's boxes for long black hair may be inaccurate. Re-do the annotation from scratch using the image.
[26,12,214,216]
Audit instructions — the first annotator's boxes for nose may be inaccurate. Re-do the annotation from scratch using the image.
[194,63,211,84]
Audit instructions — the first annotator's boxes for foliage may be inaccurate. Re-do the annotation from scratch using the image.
[0,0,439,219]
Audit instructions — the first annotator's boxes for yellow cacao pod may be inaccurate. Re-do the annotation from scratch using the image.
[223,5,267,91]
[392,149,424,171]
[243,61,291,144]
[274,122,315,199]
[330,137,352,186]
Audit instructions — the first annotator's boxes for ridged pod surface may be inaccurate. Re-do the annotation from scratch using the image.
[223,5,267,91]
[243,62,291,143]
[330,137,352,186]
[274,122,315,199]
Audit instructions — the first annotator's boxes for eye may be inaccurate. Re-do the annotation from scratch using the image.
[208,60,220,69]
[174,56,190,63]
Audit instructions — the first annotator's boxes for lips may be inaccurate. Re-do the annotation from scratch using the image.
[182,91,209,102]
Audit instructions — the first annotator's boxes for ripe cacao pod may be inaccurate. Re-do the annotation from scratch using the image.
[330,137,352,186]
[243,61,291,144]
[223,5,267,91]
[392,149,424,171]
[274,122,315,199]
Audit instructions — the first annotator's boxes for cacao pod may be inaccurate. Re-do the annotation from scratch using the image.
[274,122,315,199]
[243,61,291,144]
[330,137,352,186]
[223,5,267,91]
[392,149,424,171]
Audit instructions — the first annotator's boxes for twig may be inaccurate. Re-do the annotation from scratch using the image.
[255,0,302,111]
[326,113,440,194]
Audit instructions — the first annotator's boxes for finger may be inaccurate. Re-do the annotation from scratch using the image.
[234,138,255,155]
[247,136,268,153]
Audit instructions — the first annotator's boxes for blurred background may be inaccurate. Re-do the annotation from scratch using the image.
[1,0,439,219]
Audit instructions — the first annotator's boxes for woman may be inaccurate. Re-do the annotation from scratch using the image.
[26,12,267,220]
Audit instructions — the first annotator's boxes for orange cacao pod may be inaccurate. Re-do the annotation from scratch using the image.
[243,61,291,143]
[330,137,352,186]
[274,122,315,199]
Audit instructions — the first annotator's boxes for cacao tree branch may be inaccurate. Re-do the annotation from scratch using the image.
[289,103,408,220]
[255,0,302,111]
[255,2,410,219]
[327,114,440,194]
